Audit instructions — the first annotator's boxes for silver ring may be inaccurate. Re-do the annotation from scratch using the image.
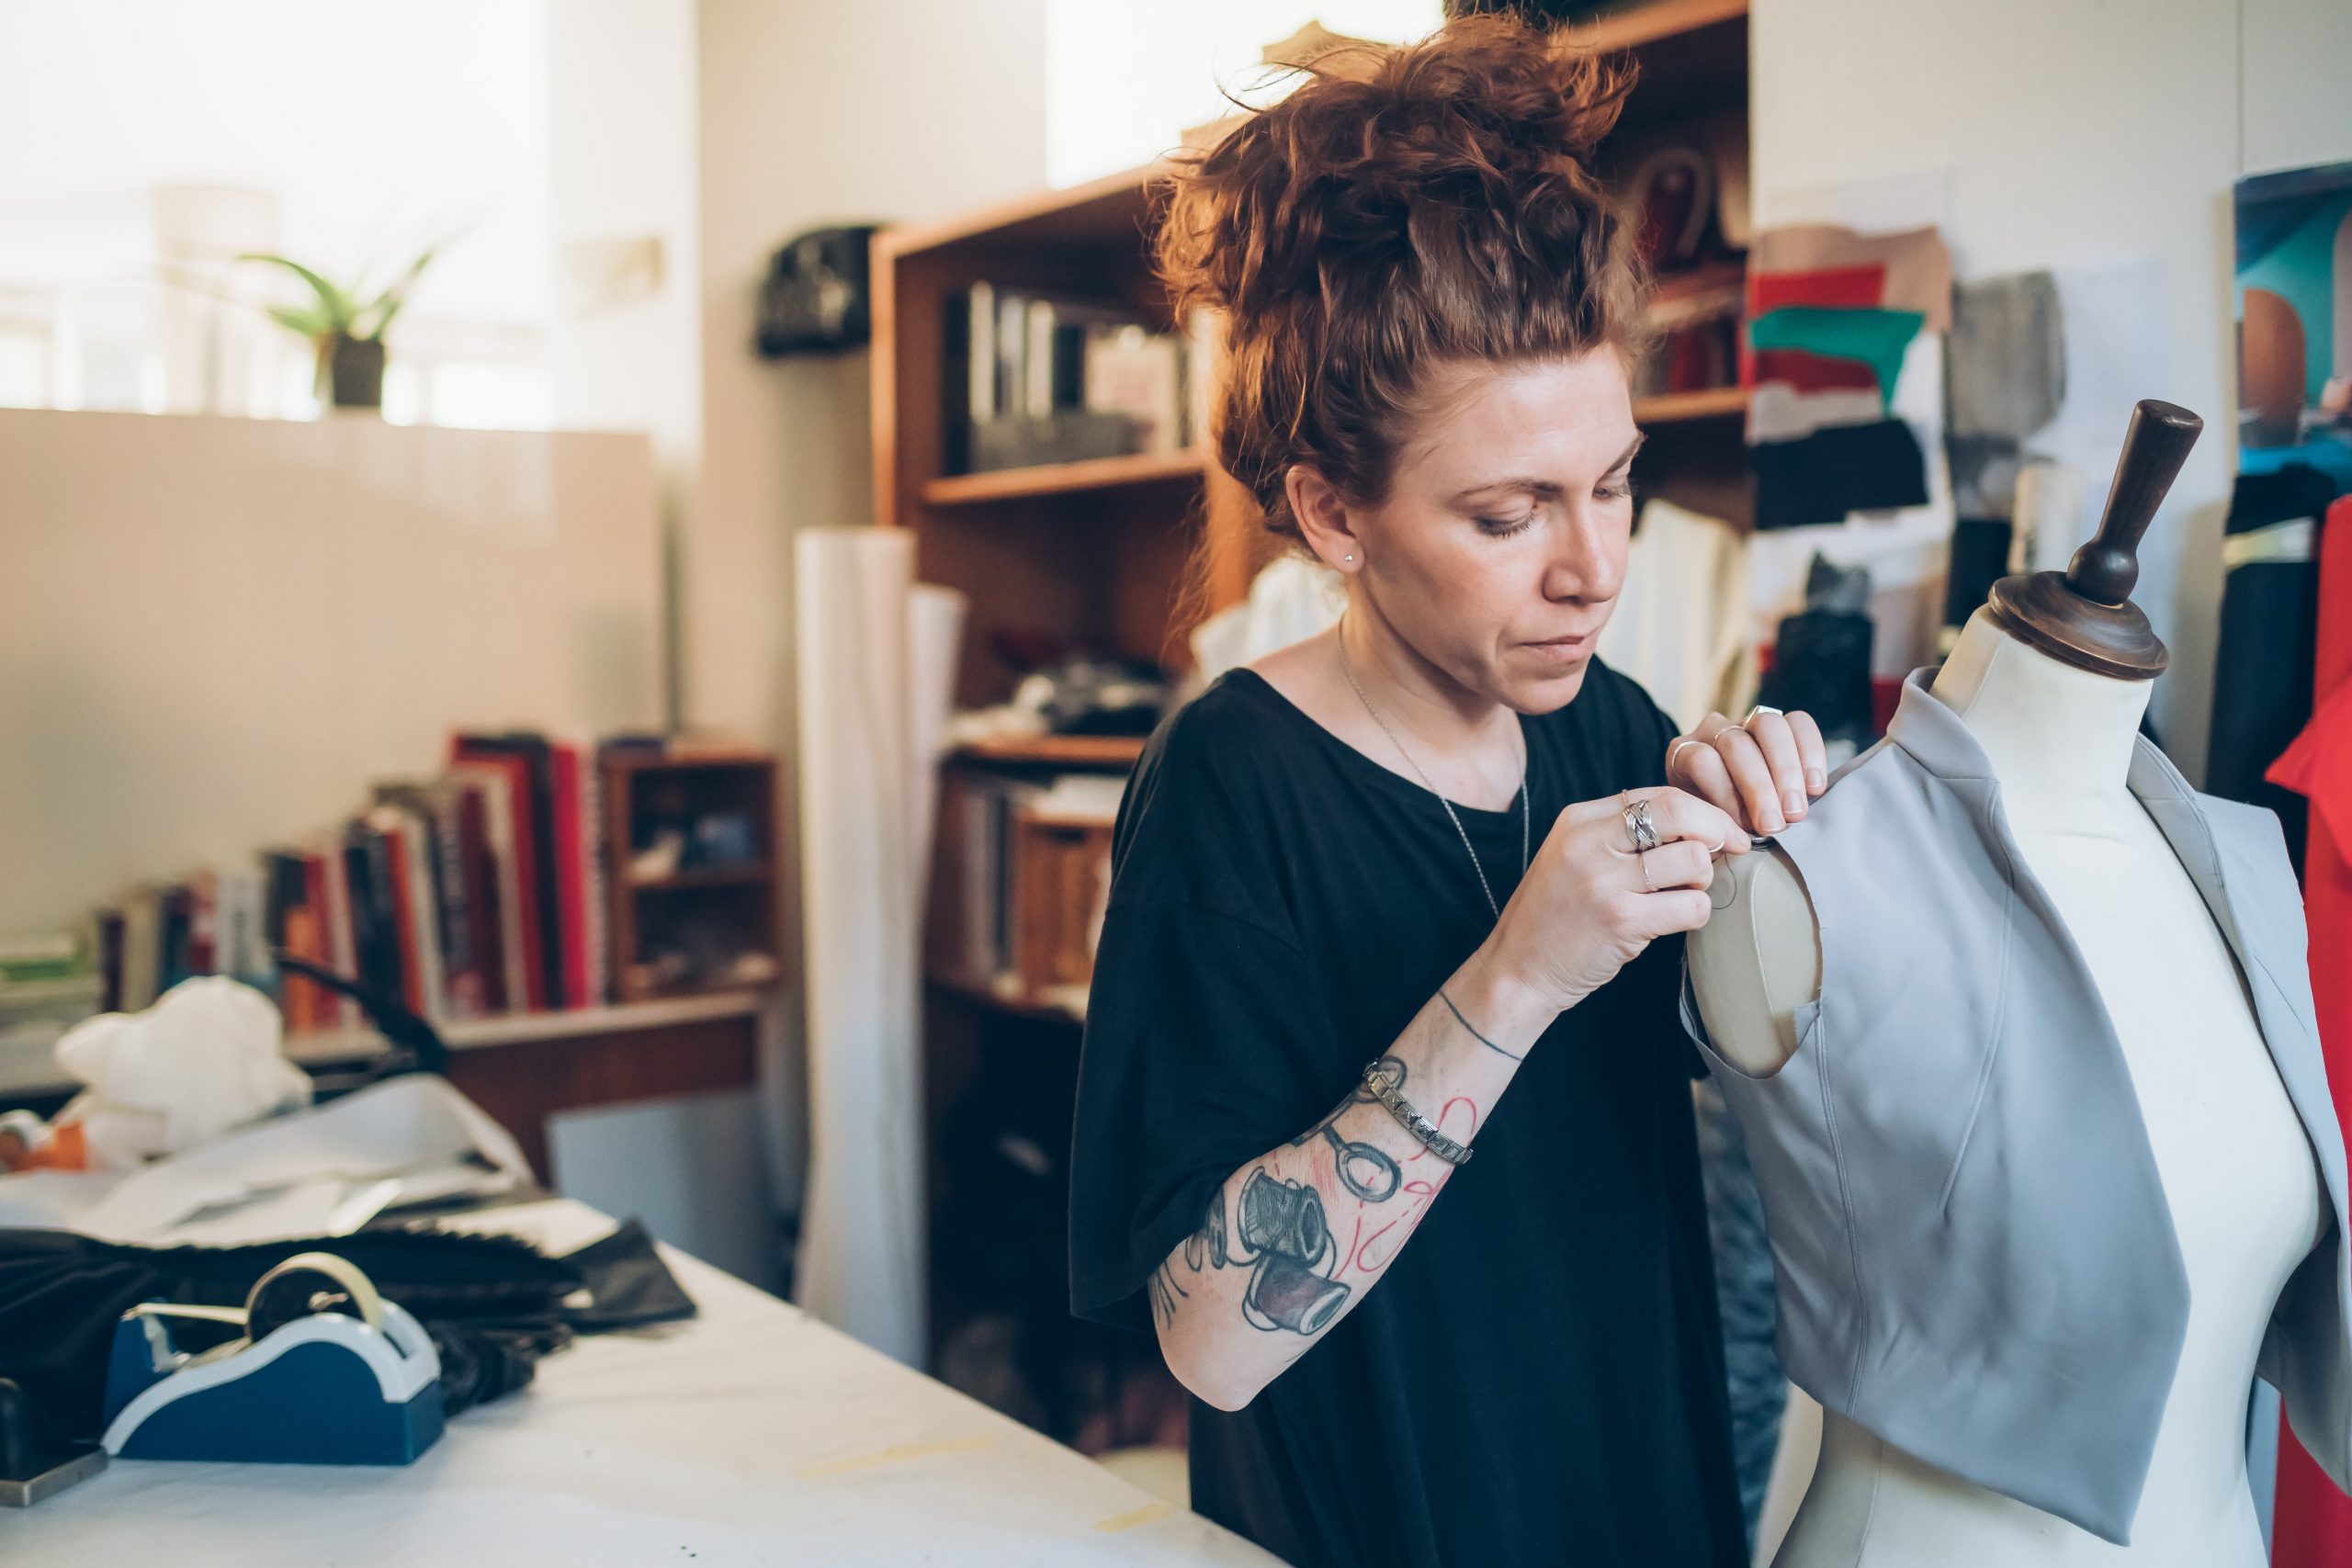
[1667,737,1706,773]
[1744,704,1784,724]
[1630,797,1660,854]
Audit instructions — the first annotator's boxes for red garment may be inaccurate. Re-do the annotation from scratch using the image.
[2263,494,2352,1567]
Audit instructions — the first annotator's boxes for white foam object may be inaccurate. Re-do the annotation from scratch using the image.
[52,975,312,1167]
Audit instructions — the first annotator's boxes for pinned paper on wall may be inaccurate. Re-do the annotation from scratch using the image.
[1748,223,1954,333]
[1748,307,1924,411]
[1742,220,1952,536]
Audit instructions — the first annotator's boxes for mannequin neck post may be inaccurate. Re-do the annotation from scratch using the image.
[1928,609,2152,824]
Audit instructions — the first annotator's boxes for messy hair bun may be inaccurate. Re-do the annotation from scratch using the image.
[1157,12,1645,539]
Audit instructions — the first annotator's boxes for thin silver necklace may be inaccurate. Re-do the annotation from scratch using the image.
[1335,615,1529,920]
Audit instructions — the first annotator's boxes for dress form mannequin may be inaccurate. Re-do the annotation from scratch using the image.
[1695,608,2324,1564]
[1690,404,2326,1564]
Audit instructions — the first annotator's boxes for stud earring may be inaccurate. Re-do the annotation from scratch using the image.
[1343,554,1354,562]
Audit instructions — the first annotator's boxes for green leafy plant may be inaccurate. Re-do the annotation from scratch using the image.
[237,243,440,346]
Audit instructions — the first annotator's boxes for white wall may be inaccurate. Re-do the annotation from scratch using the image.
[0,410,662,937]
[545,0,703,727]
[1753,0,2352,780]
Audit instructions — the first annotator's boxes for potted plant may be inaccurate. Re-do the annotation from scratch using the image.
[238,244,439,412]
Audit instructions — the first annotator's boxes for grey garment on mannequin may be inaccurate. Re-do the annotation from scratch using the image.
[1680,668,2352,1546]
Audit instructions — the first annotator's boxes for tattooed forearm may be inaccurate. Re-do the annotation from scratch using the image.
[1185,1168,1353,1335]
[1288,1055,1405,1201]
[1159,1059,1471,1342]
[1146,947,1544,1410]
[1438,985,1522,1060]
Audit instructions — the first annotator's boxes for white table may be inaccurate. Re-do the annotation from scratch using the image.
[11,1199,1281,1567]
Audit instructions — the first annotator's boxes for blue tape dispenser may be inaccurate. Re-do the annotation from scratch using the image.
[100,1251,445,1464]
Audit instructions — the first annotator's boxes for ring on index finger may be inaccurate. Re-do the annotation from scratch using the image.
[1623,795,1661,854]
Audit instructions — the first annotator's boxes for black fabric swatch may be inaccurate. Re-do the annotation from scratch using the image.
[1754,419,1930,530]
[2208,558,2319,872]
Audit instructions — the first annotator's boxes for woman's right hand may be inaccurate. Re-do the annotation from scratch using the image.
[1482,787,1747,1015]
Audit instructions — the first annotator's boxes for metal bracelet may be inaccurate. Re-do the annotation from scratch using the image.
[1359,1059,1474,1167]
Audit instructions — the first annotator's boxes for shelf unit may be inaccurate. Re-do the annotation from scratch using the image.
[868,0,1752,1413]
[601,750,784,1004]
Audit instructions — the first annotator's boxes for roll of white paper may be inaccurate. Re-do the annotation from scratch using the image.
[793,526,934,1366]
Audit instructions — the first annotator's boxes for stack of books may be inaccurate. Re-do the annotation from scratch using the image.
[81,731,625,1034]
[946,284,1213,475]
[925,772,1123,1014]
[0,932,107,1073]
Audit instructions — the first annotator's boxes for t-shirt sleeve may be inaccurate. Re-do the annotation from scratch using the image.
[1068,892,1337,1331]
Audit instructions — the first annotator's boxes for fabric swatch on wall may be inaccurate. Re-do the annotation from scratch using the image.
[1752,419,1930,530]
[1748,263,1887,316]
[1747,383,1887,444]
[1749,308,1925,412]
[1947,271,2065,440]
[1750,347,1883,396]
[1749,222,1953,332]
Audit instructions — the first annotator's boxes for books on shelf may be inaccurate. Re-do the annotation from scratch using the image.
[925,767,1121,1010]
[947,282,1202,476]
[63,727,639,1041]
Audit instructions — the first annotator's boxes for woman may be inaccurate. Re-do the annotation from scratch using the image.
[1069,17,1826,1568]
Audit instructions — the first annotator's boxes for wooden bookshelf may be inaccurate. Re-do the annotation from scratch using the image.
[601,751,783,1003]
[872,161,1261,713]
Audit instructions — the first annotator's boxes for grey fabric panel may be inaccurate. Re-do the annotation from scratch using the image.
[1692,1074,1787,1542]
[1948,270,2064,440]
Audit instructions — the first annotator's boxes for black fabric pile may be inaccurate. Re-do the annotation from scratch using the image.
[1760,553,1878,750]
[0,1217,695,1456]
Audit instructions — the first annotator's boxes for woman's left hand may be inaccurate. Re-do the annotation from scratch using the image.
[1665,707,1829,839]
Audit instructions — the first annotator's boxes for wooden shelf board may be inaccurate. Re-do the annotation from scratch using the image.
[949,734,1148,768]
[926,974,1087,1026]
[631,863,774,892]
[922,448,1205,507]
[1634,386,1749,424]
[0,990,782,1101]
[1569,0,1747,53]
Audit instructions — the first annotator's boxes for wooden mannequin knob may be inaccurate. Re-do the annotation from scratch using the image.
[1984,399,2203,681]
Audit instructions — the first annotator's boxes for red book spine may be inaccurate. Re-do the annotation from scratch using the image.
[379,818,425,1016]
[296,851,333,1031]
[452,745,546,1010]
[550,741,588,1010]
[455,781,507,1013]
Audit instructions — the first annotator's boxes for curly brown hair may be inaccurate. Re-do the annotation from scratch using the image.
[1157,13,1647,543]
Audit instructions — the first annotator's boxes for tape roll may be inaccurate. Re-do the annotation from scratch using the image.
[244,1251,388,1343]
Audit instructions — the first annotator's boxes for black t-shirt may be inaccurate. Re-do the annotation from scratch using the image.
[1069,660,1744,1568]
